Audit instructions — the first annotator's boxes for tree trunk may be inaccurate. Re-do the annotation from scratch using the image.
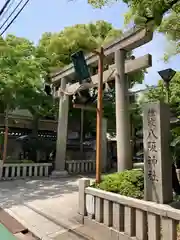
[2,107,9,164]
[30,115,39,162]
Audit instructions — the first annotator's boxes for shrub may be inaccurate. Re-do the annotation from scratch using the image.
[92,169,144,199]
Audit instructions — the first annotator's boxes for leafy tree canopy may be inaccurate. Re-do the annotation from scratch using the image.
[38,21,145,133]
[38,20,123,68]
[143,72,180,108]
[0,21,146,136]
[158,4,180,61]
[88,0,179,27]
[0,35,45,111]
[0,34,58,122]
[87,0,180,62]
[123,1,180,61]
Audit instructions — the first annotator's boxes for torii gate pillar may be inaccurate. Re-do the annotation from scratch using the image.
[115,50,132,171]
[52,78,69,177]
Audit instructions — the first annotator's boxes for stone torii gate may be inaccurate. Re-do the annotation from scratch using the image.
[51,27,153,176]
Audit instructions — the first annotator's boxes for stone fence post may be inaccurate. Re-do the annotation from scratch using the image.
[78,178,90,221]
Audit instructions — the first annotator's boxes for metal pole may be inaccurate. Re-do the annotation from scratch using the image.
[96,47,104,183]
[165,83,170,103]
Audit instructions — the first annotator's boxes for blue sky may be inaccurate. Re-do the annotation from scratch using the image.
[0,0,179,90]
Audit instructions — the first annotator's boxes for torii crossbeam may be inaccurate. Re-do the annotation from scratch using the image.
[50,26,153,177]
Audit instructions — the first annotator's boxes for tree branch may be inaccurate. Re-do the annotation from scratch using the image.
[145,0,179,24]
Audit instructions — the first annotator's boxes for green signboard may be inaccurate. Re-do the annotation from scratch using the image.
[71,50,91,84]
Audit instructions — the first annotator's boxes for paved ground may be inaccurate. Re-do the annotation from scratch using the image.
[0,176,94,240]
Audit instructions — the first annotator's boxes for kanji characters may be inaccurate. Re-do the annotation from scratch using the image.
[148,155,157,166]
[148,141,158,152]
[147,129,158,139]
[148,170,158,182]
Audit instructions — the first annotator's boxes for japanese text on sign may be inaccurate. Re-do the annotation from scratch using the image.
[147,108,158,182]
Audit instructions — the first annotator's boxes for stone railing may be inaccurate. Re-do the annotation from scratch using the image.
[78,178,180,240]
[66,160,95,174]
[0,163,52,180]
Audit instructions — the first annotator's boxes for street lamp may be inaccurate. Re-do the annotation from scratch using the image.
[158,68,180,194]
[158,68,176,103]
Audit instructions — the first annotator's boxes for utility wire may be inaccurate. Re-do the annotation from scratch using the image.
[0,0,15,21]
[0,0,11,17]
[0,0,24,31]
[0,0,30,35]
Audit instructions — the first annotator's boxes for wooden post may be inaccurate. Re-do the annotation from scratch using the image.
[96,47,104,183]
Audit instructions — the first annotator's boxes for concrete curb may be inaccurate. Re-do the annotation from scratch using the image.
[24,204,93,240]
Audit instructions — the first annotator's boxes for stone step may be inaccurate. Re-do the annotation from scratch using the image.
[0,207,27,234]
[5,206,65,240]
[20,205,94,240]
[53,229,92,240]
[14,232,36,240]
[5,205,94,240]
[5,205,98,240]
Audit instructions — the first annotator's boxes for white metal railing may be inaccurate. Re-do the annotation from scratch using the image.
[79,178,180,240]
[66,160,95,173]
[0,163,52,180]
